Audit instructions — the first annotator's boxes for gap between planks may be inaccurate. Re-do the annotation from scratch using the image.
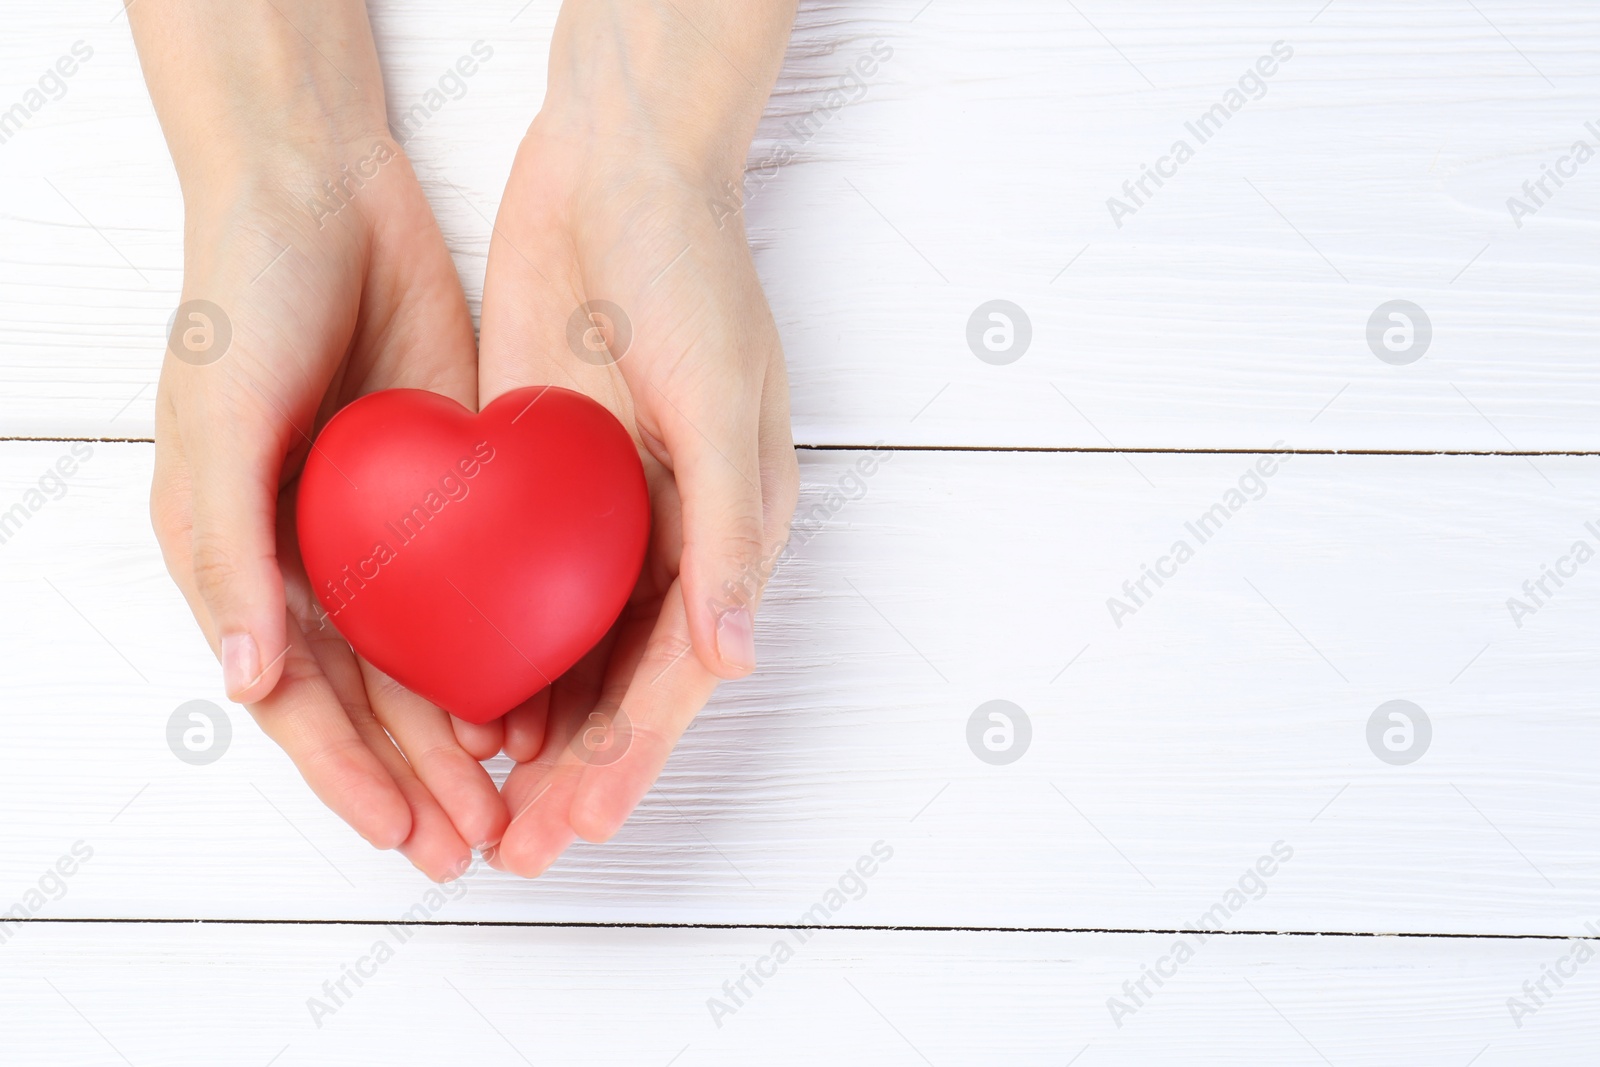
[4,919,1596,942]
[5,436,1600,458]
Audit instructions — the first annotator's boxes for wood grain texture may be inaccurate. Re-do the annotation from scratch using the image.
[4,2,1598,1059]
[0,924,1595,1065]
[2,2,1598,446]
[2,443,1597,933]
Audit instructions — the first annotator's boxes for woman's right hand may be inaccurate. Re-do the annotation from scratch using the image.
[133,0,506,880]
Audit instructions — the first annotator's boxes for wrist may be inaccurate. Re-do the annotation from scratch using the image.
[538,0,796,185]
[130,0,388,201]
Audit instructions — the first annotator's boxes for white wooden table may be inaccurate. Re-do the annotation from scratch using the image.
[3,1,1599,1062]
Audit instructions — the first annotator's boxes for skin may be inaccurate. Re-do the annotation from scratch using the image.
[130,0,798,880]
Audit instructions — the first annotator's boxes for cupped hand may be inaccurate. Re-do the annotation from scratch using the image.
[150,141,509,880]
[475,119,799,877]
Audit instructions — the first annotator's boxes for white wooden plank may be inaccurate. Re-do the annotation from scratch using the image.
[0,923,1594,1065]
[3,2,1599,446]
[2,442,1597,932]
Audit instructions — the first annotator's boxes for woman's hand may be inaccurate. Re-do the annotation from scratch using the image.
[133,0,506,879]
[477,0,800,876]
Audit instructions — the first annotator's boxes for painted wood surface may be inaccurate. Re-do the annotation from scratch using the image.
[2,443,1596,935]
[0,924,1595,1065]
[3,1,1598,1061]
[2,2,1599,446]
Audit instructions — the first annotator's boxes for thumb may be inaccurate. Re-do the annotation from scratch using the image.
[653,386,769,680]
[179,386,291,704]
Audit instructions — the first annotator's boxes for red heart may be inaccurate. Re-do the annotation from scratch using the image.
[296,386,649,724]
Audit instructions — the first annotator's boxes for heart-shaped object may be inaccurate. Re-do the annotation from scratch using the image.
[296,386,649,724]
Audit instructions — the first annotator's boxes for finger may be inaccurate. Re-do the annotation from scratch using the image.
[384,770,475,884]
[175,376,291,704]
[163,439,436,864]
[296,539,471,881]
[384,772,475,882]
[500,635,610,816]
[485,767,579,879]
[501,686,551,764]
[757,353,801,547]
[491,731,581,879]
[361,661,509,851]
[499,753,556,829]
[151,387,213,644]
[451,715,505,762]
[569,583,719,843]
[303,625,471,880]
[650,378,768,680]
[246,612,412,851]
[492,645,610,875]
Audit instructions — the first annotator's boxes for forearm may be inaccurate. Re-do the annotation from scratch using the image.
[540,0,797,182]
[128,0,387,198]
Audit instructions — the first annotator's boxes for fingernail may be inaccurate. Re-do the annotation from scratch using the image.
[221,632,260,698]
[715,607,756,673]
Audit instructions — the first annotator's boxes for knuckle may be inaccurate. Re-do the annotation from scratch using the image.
[709,529,768,606]
[764,452,801,532]
[189,530,242,598]
[722,528,767,564]
[148,491,187,552]
[364,669,417,712]
[301,734,390,803]
[701,531,773,611]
